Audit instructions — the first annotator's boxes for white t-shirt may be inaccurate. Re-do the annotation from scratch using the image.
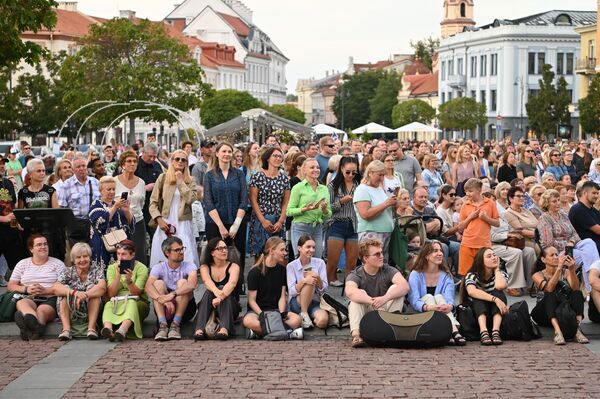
[10,257,66,288]
[383,176,402,197]
[436,205,454,234]
[114,176,146,223]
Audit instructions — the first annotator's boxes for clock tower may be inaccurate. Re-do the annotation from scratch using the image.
[441,0,476,39]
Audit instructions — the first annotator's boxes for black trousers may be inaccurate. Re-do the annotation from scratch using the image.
[589,294,600,323]
[471,289,507,330]
[531,291,584,327]
[205,221,247,289]
[0,227,24,271]
[195,290,239,333]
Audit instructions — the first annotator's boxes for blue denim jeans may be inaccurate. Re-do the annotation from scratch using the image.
[291,222,324,259]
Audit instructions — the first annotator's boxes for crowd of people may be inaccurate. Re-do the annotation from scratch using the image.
[1,133,600,347]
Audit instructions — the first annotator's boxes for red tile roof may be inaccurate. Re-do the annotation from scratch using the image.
[353,60,394,71]
[24,8,101,38]
[217,12,250,37]
[403,72,438,96]
[404,59,432,75]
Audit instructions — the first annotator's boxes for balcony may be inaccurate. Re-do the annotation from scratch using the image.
[575,57,597,75]
[447,74,466,89]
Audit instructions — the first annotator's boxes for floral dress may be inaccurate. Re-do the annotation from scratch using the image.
[89,200,132,271]
[57,263,105,325]
[248,170,290,256]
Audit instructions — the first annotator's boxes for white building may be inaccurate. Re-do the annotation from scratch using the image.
[438,9,597,140]
[165,0,288,105]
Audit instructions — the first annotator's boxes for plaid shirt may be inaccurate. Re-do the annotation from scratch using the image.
[58,175,100,218]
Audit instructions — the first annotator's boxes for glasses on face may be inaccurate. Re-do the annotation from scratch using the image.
[170,247,186,254]
[525,150,534,153]
[125,159,138,164]
[552,154,561,157]
[324,144,335,148]
[33,242,48,248]
[344,170,358,176]
[447,193,456,197]
[214,246,228,252]
[271,154,283,159]
[366,251,384,258]
[173,157,187,163]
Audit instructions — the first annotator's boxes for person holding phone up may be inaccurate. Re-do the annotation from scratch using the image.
[286,158,331,259]
[89,176,133,271]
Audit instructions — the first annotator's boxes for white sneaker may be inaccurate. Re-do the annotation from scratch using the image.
[289,327,303,340]
[300,312,314,329]
[330,280,344,287]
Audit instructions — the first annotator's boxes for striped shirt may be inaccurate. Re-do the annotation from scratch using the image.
[58,175,100,219]
[465,270,509,294]
[10,257,66,288]
[328,181,358,231]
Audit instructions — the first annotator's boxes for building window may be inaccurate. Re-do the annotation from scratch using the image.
[448,60,454,76]
[589,40,596,61]
[480,55,487,76]
[528,53,536,74]
[537,53,545,74]
[566,53,574,75]
[491,89,497,111]
[441,61,446,80]
[448,92,453,101]
[567,89,573,103]
[490,54,498,76]
[458,91,463,97]
[460,2,466,17]
[470,56,477,77]
[528,89,540,98]
[457,58,464,75]
[557,52,564,75]
[480,90,486,107]
[441,92,446,104]
[471,90,476,99]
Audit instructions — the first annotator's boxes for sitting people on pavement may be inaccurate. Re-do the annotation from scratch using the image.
[286,235,329,330]
[408,241,465,346]
[194,238,240,341]
[531,246,589,345]
[146,236,198,341]
[101,240,149,341]
[8,234,66,341]
[464,247,508,346]
[53,243,106,341]
[345,238,409,348]
[243,237,302,338]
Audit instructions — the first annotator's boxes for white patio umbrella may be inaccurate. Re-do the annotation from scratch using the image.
[352,122,395,135]
[394,121,442,133]
[312,123,348,141]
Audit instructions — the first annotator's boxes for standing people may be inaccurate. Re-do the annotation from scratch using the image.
[382,153,403,196]
[149,150,199,267]
[316,136,335,183]
[241,142,261,185]
[51,159,73,191]
[0,158,23,274]
[135,143,164,236]
[6,149,23,190]
[115,151,147,265]
[287,158,330,258]
[391,143,422,193]
[516,146,537,180]
[327,157,360,286]
[546,150,568,181]
[421,155,444,202]
[497,152,518,183]
[452,145,478,197]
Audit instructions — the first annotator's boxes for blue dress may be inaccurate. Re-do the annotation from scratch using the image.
[89,199,132,271]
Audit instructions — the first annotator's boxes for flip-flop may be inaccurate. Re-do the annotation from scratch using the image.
[193,330,206,341]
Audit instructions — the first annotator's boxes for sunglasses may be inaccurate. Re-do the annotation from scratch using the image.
[447,193,456,197]
[366,251,384,258]
[324,144,336,148]
[344,170,358,176]
[173,157,188,163]
[525,150,534,153]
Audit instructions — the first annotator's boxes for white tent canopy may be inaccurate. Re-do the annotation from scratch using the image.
[352,122,395,134]
[394,121,441,133]
[312,123,347,141]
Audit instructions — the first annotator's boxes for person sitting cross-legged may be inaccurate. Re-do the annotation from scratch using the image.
[345,238,409,348]
[145,236,198,341]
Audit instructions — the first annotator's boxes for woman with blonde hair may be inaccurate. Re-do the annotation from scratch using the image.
[243,237,302,339]
[494,181,511,216]
[149,149,199,267]
[516,145,536,180]
[354,160,397,264]
[452,145,478,196]
[49,159,73,189]
[442,145,458,186]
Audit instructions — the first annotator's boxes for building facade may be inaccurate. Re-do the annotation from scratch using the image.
[441,0,475,39]
[438,9,597,141]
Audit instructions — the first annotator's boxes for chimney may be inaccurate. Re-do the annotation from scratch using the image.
[57,1,78,11]
[325,70,329,77]
[119,10,136,19]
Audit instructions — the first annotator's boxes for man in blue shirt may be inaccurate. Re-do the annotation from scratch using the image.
[315,136,335,183]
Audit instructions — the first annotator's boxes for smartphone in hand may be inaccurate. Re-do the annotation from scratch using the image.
[119,259,134,274]
[121,191,128,201]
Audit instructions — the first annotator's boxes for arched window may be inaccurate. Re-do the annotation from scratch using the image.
[460,2,466,18]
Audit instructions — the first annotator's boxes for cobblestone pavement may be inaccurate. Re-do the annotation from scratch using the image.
[0,339,64,390]
[61,340,600,399]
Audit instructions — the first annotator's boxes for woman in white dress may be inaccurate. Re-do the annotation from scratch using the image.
[148,150,199,267]
[114,150,147,265]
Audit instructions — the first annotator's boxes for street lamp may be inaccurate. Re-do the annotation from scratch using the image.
[514,77,526,137]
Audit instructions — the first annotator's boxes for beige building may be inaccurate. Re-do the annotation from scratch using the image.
[574,1,599,99]
[441,0,475,39]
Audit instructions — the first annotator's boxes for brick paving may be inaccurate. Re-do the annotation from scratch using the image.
[62,340,600,398]
[0,339,64,390]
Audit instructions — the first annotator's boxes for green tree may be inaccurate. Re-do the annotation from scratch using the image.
[14,52,69,141]
[0,69,21,139]
[0,0,58,69]
[526,64,571,138]
[410,37,440,72]
[200,89,265,128]
[368,72,402,127]
[332,69,386,130]
[579,75,600,135]
[60,18,206,144]
[269,104,305,124]
[438,97,487,132]
[391,99,436,127]
[286,93,298,102]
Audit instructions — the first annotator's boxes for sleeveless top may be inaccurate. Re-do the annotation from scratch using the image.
[209,262,232,286]
[456,161,476,183]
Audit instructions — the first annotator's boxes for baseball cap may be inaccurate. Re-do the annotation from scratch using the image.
[9,148,18,154]
[201,140,216,148]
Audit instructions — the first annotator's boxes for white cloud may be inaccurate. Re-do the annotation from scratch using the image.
[74,0,596,93]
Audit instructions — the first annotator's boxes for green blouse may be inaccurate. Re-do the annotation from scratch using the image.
[286,179,331,225]
[106,261,149,301]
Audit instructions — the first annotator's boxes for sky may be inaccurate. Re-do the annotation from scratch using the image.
[75,0,597,94]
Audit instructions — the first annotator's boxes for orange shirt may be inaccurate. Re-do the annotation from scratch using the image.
[459,197,498,249]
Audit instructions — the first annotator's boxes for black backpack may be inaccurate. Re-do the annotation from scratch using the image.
[500,300,541,341]
[555,300,578,339]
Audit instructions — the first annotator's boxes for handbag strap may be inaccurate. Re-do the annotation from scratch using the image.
[88,180,93,213]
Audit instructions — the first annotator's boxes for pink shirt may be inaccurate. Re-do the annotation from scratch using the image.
[10,257,66,288]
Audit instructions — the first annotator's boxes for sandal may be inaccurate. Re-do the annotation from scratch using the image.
[480,330,493,346]
[87,329,98,340]
[101,327,114,342]
[114,329,127,342]
[193,329,206,341]
[58,330,72,341]
[491,330,503,345]
[215,330,229,340]
[452,331,467,346]
[351,336,366,348]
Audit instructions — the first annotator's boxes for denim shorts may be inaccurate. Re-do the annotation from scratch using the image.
[328,220,358,241]
[289,297,321,318]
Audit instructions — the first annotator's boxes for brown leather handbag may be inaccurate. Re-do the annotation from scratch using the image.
[503,235,525,249]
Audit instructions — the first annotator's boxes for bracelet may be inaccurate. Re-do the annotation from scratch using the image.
[491,296,496,303]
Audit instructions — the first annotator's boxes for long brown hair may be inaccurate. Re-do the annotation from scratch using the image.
[411,241,450,274]
[253,237,285,275]
[211,142,234,172]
